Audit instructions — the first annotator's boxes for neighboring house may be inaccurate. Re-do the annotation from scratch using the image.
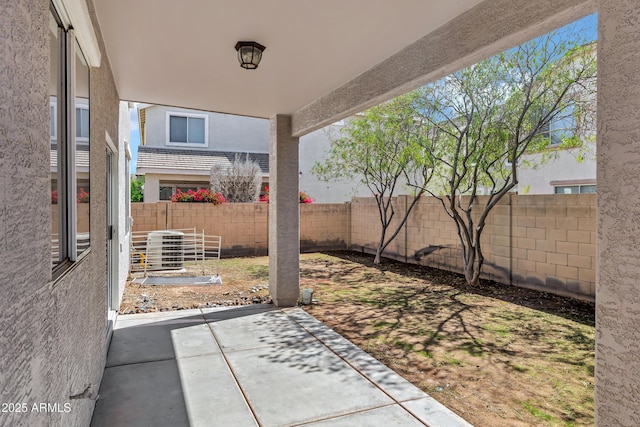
[515,101,597,194]
[299,119,374,202]
[516,145,596,194]
[136,106,372,202]
[136,100,599,202]
[517,94,596,194]
[516,43,597,195]
[136,105,270,202]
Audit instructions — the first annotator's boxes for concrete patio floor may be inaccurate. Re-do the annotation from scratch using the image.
[91,304,472,427]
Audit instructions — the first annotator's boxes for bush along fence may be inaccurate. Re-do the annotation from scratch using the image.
[131,193,595,301]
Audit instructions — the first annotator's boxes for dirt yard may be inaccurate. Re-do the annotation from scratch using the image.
[120,251,595,427]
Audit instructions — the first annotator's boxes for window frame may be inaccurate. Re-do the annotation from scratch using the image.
[539,103,577,147]
[50,1,91,277]
[165,111,209,147]
[554,184,596,194]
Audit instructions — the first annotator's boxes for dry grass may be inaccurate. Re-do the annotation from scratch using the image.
[121,251,595,426]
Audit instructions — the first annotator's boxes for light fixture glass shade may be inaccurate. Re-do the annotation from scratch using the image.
[235,41,265,69]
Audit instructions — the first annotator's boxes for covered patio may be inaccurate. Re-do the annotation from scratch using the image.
[93,1,640,421]
[91,305,470,426]
[2,0,639,425]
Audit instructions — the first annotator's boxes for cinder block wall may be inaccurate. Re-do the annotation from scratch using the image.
[131,194,595,300]
[131,202,350,256]
[300,203,350,252]
[350,197,409,260]
[510,194,595,297]
[350,194,596,300]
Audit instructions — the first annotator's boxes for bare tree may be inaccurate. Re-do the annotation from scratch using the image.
[210,154,263,202]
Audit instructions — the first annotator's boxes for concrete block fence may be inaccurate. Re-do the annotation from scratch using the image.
[131,202,350,257]
[132,193,595,301]
[350,194,595,301]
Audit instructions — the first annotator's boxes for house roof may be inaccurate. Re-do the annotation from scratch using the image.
[50,144,90,172]
[136,146,269,175]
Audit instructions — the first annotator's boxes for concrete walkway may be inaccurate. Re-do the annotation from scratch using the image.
[91,304,472,427]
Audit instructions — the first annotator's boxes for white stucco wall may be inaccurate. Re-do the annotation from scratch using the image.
[517,144,597,194]
[143,174,160,203]
[299,123,373,203]
[117,101,131,304]
[143,105,269,152]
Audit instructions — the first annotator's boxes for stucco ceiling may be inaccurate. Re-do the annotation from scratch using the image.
[93,0,485,119]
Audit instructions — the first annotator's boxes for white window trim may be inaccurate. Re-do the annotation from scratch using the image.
[166,111,209,147]
[52,0,101,66]
[553,184,596,194]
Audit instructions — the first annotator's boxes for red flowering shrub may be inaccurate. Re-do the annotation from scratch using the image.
[171,188,226,204]
[51,189,90,203]
[300,191,313,204]
[77,188,90,203]
[258,187,313,203]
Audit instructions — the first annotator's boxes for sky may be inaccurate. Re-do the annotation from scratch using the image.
[127,13,597,175]
[129,106,140,174]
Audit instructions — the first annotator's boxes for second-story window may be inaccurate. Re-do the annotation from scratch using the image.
[76,100,90,142]
[539,103,576,147]
[167,112,208,146]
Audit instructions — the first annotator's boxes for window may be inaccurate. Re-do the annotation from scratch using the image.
[50,3,91,274]
[159,183,208,200]
[554,184,596,194]
[50,97,57,140]
[540,104,576,146]
[167,112,208,146]
[159,186,174,201]
[75,40,91,258]
[76,99,89,142]
[50,9,62,269]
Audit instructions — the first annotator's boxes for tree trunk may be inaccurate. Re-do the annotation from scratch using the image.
[374,248,382,264]
[374,227,386,264]
[463,244,483,286]
[463,257,476,285]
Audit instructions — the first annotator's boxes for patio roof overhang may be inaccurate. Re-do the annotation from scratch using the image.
[93,0,594,136]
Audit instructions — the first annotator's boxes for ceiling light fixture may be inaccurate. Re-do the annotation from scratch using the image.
[235,41,265,70]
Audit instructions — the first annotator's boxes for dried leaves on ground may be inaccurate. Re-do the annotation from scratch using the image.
[120,251,594,427]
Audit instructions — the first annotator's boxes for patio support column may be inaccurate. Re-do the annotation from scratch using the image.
[268,114,300,307]
[596,1,640,425]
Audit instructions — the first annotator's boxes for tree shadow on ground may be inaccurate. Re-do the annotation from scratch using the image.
[319,250,594,327]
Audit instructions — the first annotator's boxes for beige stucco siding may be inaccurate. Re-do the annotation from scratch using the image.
[0,0,120,425]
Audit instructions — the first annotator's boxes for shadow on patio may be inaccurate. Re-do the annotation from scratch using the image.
[90,304,472,426]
